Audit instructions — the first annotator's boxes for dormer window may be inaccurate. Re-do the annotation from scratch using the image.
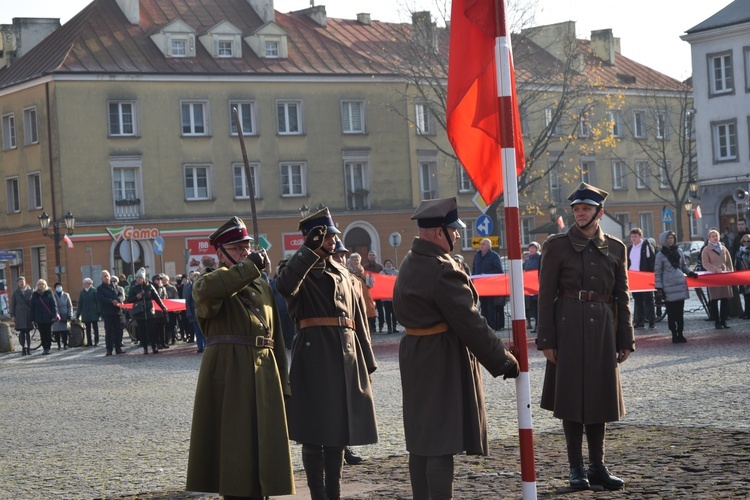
[265,40,279,58]
[218,40,234,57]
[171,39,187,57]
[199,21,242,58]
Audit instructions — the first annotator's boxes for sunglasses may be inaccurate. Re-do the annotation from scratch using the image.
[743,240,750,244]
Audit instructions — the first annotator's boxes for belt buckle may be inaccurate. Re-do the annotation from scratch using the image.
[338,316,346,328]
[578,290,590,301]
[255,336,265,348]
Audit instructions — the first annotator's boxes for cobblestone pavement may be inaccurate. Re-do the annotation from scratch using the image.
[1,296,749,499]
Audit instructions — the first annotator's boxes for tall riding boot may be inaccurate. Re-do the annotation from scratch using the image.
[677,330,687,343]
[671,330,678,343]
[301,444,327,500]
[323,446,344,500]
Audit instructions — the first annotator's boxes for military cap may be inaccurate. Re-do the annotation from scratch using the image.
[567,182,608,207]
[410,197,466,229]
[209,216,253,249]
[298,208,341,236]
[333,236,349,254]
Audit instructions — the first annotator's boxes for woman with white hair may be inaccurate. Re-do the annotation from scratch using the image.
[701,228,735,330]
[77,277,101,346]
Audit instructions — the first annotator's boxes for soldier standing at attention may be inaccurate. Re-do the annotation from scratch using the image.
[536,183,635,491]
[276,208,378,500]
[393,197,520,500]
[186,216,294,499]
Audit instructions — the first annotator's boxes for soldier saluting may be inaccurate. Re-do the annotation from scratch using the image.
[536,183,635,491]
[393,197,519,499]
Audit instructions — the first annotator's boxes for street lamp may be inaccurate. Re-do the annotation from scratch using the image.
[298,204,309,218]
[684,199,693,218]
[688,175,698,199]
[38,211,76,283]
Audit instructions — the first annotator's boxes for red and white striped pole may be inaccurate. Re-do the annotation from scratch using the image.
[494,0,537,497]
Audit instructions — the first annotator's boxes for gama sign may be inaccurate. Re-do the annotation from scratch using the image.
[106,226,161,241]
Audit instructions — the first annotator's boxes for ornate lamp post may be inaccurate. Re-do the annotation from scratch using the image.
[688,175,698,199]
[684,199,693,219]
[38,211,75,284]
[298,204,309,218]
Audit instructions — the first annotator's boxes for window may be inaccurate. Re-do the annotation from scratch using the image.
[344,161,369,210]
[233,162,260,199]
[113,167,138,203]
[635,160,650,189]
[612,160,627,189]
[496,217,506,249]
[415,102,435,135]
[27,172,42,210]
[280,162,306,197]
[419,161,438,200]
[655,112,669,140]
[658,160,671,189]
[23,107,38,145]
[108,101,137,136]
[615,213,630,233]
[341,100,365,134]
[708,51,733,96]
[689,211,700,238]
[171,38,188,57]
[229,101,256,136]
[265,41,279,58]
[632,110,646,139]
[548,159,563,203]
[458,166,475,193]
[520,106,530,137]
[217,40,233,57]
[578,108,590,138]
[276,100,303,135]
[521,217,535,246]
[5,177,20,213]
[184,164,211,200]
[608,110,623,137]
[460,219,476,251]
[181,101,209,136]
[580,158,596,185]
[638,212,654,239]
[2,113,16,150]
[545,107,562,136]
[712,120,738,162]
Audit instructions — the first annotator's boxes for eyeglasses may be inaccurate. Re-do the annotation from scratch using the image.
[742,240,750,244]
[224,244,252,253]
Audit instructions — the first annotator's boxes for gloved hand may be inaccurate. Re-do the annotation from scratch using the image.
[689,271,699,279]
[501,349,520,380]
[655,288,664,302]
[304,225,327,251]
[248,249,268,270]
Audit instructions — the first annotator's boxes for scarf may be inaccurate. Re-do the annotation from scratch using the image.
[661,244,681,269]
[709,241,723,253]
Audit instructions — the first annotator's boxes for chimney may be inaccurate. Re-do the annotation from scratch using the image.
[521,21,577,65]
[247,0,275,24]
[412,11,436,51]
[357,13,371,25]
[296,5,327,27]
[115,0,140,25]
[591,29,616,66]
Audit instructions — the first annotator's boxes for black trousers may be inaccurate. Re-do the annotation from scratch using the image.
[375,300,385,330]
[103,314,123,352]
[383,300,397,331]
[136,318,158,352]
[665,300,685,334]
[708,298,729,322]
[84,321,99,345]
[39,322,53,351]
[633,291,655,325]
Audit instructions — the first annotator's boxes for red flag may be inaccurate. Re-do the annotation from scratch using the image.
[447,0,525,205]
[694,205,702,219]
[63,234,74,249]
[557,215,564,228]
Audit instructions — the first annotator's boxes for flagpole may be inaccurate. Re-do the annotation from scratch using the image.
[494,0,537,497]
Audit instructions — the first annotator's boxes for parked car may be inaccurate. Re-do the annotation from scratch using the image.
[678,241,703,267]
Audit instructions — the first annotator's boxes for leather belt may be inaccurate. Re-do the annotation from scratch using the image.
[206,335,274,348]
[558,288,612,304]
[405,322,449,336]
[298,317,355,330]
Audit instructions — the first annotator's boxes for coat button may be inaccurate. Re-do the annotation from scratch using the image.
[298,252,303,257]
[346,343,351,349]
[337,295,344,301]
[251,292,256,297]
[341,311,347,317]
[305,341,311,347]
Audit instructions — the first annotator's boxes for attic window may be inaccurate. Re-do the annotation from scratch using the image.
[265,41,279,58]
[616,73,636,84]
[218,40,234,57]
[172,39,188,57]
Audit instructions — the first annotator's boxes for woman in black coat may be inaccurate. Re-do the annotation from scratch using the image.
[30,279,59,355]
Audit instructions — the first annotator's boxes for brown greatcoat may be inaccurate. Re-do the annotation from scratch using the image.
[701,243,735,299]
[186,256,294,497]
[393,237,514,456]
[277,245,378,446]
[536,225,635,424]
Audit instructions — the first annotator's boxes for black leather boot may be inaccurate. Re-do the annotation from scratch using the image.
[677,332,687,343]
[720,321,730,329]
[587,463,624,490]
[302,445,326,500]
[569,466,590,490]
[671,331,678,343]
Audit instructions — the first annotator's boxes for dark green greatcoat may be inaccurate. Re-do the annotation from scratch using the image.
[276,245,378,447]
[186,256,294,497]
[536,225,635,424]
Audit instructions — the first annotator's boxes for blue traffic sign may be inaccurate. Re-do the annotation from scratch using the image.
[153,236,165,255]
[661,208,673,224]
[475,214,493,236]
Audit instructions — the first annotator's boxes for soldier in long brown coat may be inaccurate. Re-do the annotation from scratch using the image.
[393,197,519,500]
[276,208,378,500]
[536,183,635,491]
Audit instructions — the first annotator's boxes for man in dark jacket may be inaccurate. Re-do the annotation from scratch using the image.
[97,270,124,355]
[277,208,378,500]
[537,183,634,491]
[627,227,656,328]
[472,237,505,330]
[393,197,519,499]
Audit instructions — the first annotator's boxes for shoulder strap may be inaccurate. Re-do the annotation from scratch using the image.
[236,292,271,333]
